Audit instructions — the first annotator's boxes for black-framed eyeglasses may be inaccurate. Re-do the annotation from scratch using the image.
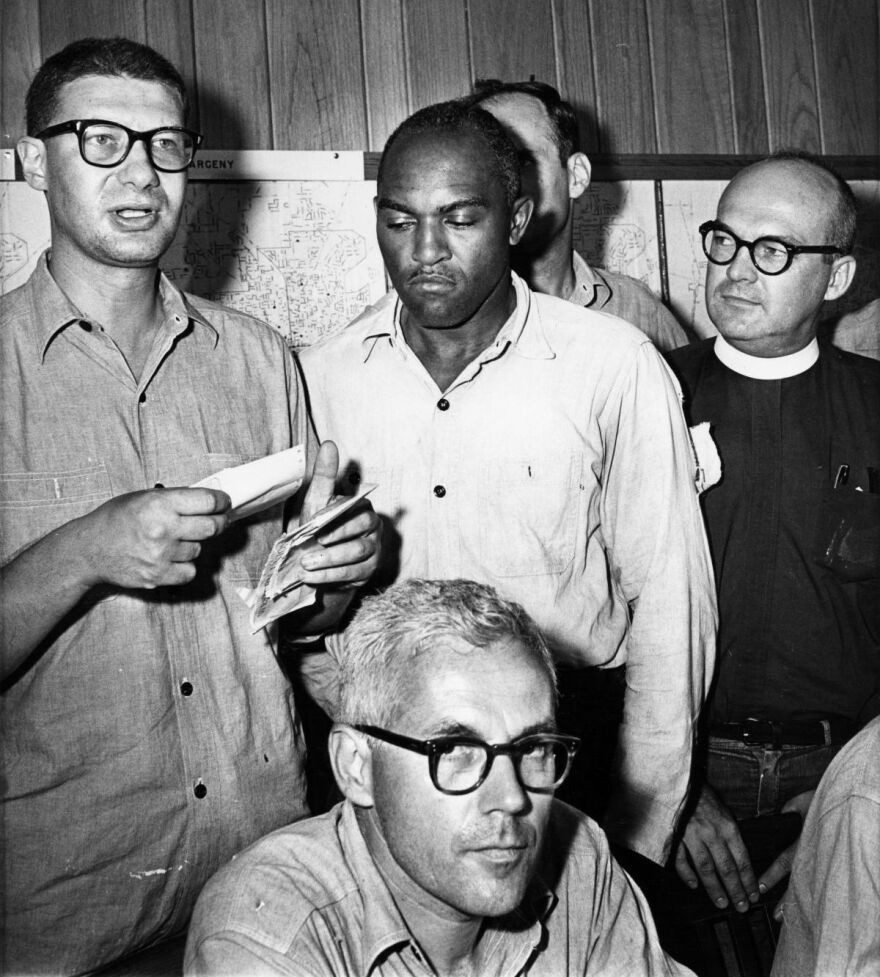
[35,119,203,173]
[699,220,840,276]
[355,724,580,795]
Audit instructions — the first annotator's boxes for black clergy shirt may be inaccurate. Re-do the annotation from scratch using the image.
[668,338,880,728]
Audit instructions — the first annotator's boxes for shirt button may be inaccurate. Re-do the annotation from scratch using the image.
[194,782,207,799]
[437,398,450,411]
[180,681,193,697]
[433,485,446,498]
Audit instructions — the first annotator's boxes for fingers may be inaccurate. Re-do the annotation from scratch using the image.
[301,518,381,588]
[758,842,798,897]
[679,787,760,911]
[161,486,232,515]
[674,843,700,889]
[302,441,340,522]
[315,502,380,546]
[171,541,202,563]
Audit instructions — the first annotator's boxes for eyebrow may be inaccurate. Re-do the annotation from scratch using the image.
[426,718,558,740]
[376,195,491,215]
[714,220,801,246]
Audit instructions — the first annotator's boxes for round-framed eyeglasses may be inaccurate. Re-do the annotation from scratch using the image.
[699,220,841,276]
[355,724,580,795]
[35,119,203,173]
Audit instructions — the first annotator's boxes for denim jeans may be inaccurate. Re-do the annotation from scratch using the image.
[707,736,843,819]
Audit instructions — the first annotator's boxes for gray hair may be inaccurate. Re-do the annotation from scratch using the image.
[338,578,556,726]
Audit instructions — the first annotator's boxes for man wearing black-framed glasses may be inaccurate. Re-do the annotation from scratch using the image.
[187,579,693,976]
[667,153,880,928]
[1,36,381,976]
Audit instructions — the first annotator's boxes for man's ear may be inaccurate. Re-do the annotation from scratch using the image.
[509,195,534,246]
[824,254,856,302]
[329,724,375,807]
[17,137,48,191]
[566,152,591,201]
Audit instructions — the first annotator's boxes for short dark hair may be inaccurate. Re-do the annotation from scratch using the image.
[763,150,858,255]
[467,79,580,168]
[378,99,521,209]
[26,36,188,136]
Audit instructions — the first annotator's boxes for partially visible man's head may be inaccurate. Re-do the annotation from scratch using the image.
[466,80,590,258]
[374,100,531,330]
[705,151,857,356]
[469,79,580,167]
[333,579,563,919]
[26,36,188,136]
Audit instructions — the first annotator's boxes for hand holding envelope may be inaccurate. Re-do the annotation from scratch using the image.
[192,445,307,520]
[193,442,381,633]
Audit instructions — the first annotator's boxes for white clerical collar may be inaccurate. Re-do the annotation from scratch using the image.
[713,334,819,379]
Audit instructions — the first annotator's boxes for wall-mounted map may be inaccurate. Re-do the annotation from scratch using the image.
[1,178,385,349]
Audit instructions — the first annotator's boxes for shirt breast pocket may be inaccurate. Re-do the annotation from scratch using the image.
[472,455,582,578]
[813,483,880,582]
[0,465,113,564]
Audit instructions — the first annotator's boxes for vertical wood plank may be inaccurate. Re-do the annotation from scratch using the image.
[1,0,42,144]
[37,0,146,59]
[811,0,879,155]
[722,0,769,154]
[191,0,271,149]
[361,0,409,149]
[403,0,470,110]
[266,0,368,150]
[585,0,657,153]
[468,0,556,86]
[145,0,199,131]
[756,0,821,152]
[648,0,734,152]
[553,0,601,152]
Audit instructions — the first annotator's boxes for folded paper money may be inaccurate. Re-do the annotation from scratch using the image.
[240,483,376,632]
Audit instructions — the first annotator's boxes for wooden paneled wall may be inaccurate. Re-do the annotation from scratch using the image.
[2,0,878,157]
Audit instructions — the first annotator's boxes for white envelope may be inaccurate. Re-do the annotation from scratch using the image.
[192,445,306,520]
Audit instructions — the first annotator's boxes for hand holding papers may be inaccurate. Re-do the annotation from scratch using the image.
[241,483,376,632]
[192,445,307,521]
[193,441,382,634]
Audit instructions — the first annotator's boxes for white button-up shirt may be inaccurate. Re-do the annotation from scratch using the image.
[299,273,716,862]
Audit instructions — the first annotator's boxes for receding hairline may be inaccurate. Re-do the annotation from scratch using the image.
[378,126,499,183]
[721,158,845,237]
[389,633,556,725]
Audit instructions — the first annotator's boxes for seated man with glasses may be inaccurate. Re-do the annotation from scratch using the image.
[185,578,693,976]
[1,36,381,976]
[666,152,880,920]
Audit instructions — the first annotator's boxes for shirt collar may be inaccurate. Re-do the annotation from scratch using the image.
[30,251,217,359]
[360,272,554,363]
[341,802,554,976]
[568,251,612,309]
[713,333,819,379]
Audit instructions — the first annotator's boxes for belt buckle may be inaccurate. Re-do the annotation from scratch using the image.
[741,719,777,746]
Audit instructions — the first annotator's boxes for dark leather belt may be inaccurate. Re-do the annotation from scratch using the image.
[709,718,853,747]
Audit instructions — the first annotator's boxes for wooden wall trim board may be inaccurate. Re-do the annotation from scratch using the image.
[1,0,877,160]
[363,153,880,182]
